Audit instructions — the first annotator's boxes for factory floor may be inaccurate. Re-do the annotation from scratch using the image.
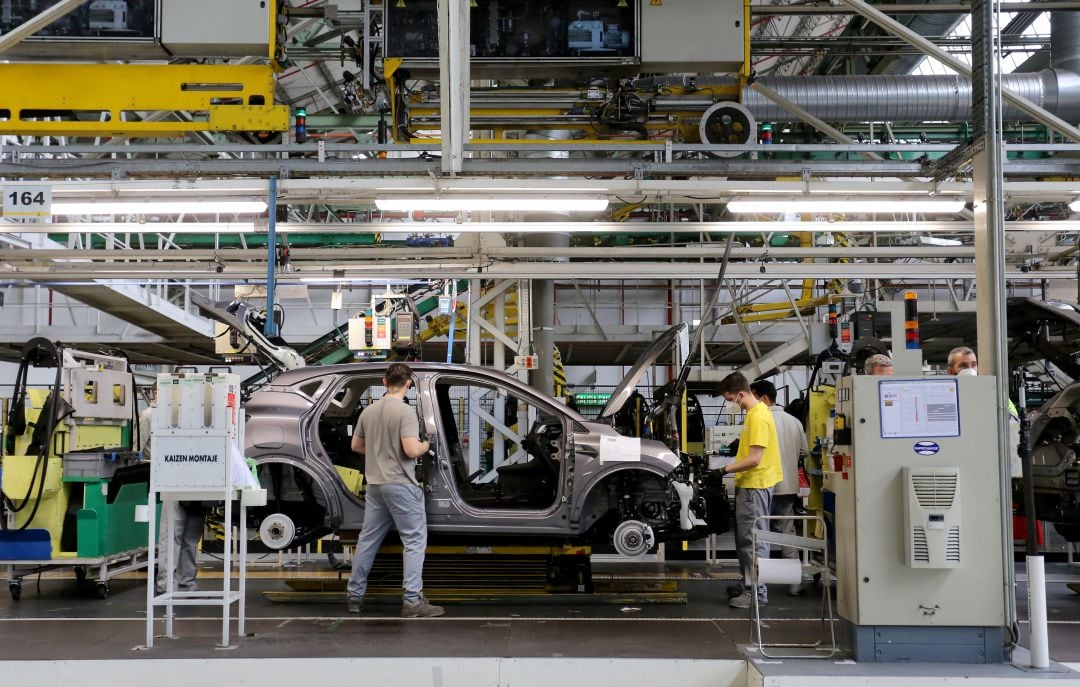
[1,558,1079,686]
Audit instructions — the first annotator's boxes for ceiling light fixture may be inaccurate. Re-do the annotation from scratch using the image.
[726,197,967,215]
[374,197,609,213]
[50,200,268,216]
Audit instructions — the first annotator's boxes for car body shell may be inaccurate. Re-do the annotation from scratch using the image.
[244,362,691,542]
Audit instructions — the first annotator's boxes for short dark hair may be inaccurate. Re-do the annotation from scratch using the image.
[718,371,751,396]
[384,362,413,389]
[749,380,776,403]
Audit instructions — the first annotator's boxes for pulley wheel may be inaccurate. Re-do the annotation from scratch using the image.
[698,101,757,158]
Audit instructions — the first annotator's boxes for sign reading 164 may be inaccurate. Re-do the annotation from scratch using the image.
[2,184,52,219]
[8,190,46,206]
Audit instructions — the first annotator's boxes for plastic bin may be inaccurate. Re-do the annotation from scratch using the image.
[0,529,52,560]
[62,450,141,481]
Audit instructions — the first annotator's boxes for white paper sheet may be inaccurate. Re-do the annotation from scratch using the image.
[599,434,641,463]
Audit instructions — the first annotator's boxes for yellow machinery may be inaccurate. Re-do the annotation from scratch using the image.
[0,1,289,137]
[1,339,152,597]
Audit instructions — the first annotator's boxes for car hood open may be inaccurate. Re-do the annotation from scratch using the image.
[1007,297,1080,379]
[599,323,688,420]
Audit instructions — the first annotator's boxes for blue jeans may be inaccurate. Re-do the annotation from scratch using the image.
[347,483,427,602]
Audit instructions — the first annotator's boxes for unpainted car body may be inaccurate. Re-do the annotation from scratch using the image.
[1009,297,1080,541]
[243,346,726,555]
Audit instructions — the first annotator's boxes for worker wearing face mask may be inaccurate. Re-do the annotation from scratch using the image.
[947,346,1019,422]
[717,371,783,609]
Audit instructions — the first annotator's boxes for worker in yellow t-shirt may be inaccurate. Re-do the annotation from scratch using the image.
[717,371,783,609]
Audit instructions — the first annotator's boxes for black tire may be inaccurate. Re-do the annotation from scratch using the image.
[96,583,109,599]
[9,582,21,600]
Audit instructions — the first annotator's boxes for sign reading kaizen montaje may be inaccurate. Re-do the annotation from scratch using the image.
[2,184,52,219]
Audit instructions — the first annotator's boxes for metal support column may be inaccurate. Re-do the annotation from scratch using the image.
[437,0,470,174]
[265,177,279,338]
[970,0,1018,654]
[838,0,1080,142]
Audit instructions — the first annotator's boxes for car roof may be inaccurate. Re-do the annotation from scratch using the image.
[268,362,589,421]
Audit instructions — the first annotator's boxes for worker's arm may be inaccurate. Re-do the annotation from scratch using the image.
[401,436,431,459]
[724,445,764,474]
[351,433,366,454]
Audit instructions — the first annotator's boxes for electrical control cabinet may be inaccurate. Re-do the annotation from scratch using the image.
[160,0,271,58]
[824,375,1006,660]
[639,0,744,73]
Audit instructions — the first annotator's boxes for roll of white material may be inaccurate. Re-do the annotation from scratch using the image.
[1027,555,1050,669]
[756,558,803,585]
[134,504,149,523]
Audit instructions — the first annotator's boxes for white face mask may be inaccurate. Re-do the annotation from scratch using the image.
[956,368,977,377]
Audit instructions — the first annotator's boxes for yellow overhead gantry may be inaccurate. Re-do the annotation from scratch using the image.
[0,0,289,137]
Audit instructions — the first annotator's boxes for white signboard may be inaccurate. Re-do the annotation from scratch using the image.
[879,379,961,439]
[151,433,230,491]
[3,184,52,220]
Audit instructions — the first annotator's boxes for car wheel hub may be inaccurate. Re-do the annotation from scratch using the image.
[613,519,655,557]
[259,513,296,550]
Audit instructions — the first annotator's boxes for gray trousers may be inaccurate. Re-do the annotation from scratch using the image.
[770,494,802,561]
[347,483,428,603]
[735,486,773,599]
[156,501,205,593]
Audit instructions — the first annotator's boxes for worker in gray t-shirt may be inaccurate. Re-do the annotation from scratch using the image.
[345,363,444,618]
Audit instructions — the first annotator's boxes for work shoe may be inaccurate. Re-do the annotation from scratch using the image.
[788,584,805,596]
[402,596,445,618]
[729,592,767,609]
[726,584,743,599]
[346,596,364,613]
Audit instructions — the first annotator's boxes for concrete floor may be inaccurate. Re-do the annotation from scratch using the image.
[0,559,1078,664]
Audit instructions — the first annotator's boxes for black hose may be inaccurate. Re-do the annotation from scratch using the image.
[1,338,64,530]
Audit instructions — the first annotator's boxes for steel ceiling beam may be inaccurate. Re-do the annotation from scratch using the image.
[5,157,1080,178]
[751,1,1080,14]
[1,263,1070,281]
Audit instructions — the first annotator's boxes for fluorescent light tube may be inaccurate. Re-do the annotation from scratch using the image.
[51,200,268,216]
[726,197,966,215]
[374,197,609,213]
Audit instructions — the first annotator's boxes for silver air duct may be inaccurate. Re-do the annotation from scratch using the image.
[740,70,1080,123]
[1051,11,1080,75]
[879,6,967,76]
[645,14,1080,126]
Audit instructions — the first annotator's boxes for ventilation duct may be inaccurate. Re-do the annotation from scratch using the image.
[644,12,1080,126]
[740,70,1080,124]
[879,3,967,76]
[1051,11,1080,74]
